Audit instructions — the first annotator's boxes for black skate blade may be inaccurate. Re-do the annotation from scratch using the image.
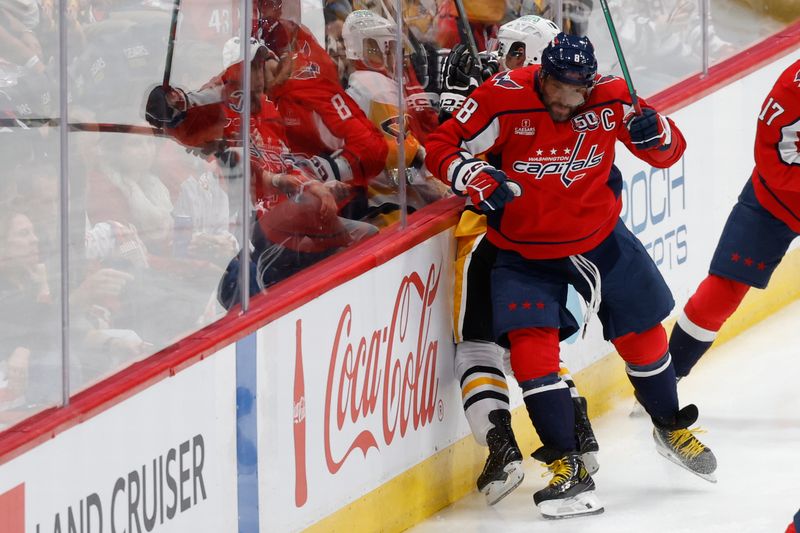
[655,447,718,484]
[482,461,524,506]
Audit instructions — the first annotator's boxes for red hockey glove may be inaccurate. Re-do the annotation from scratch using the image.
[626,108,672,150]
[449,158,518,212]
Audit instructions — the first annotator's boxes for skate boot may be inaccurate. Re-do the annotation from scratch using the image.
[653,404,717,483]
[532,447,604,519]
[476,410,524,505]
[573,396,599,475]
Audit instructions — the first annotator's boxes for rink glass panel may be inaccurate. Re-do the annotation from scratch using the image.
[0,0,65,429]
[0,0,795,433]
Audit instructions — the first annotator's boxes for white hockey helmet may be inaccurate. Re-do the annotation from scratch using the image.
[342,10,397,62]
[496,15,560,67]
[222,36,270,70]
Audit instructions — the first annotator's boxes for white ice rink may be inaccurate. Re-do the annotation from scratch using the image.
[413,300,800,533]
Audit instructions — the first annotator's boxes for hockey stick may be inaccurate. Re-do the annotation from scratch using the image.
[451,0,480,64]
[163,0,182,88]
[0,117,167,135]
[597,0,642,114]
[70,122,170,136]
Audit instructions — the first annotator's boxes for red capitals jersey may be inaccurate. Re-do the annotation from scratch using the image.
[751,59,800,233]
[425,66,686,259]
[168,92,306,212]
[267,25,388,186]
[221,95,300,212]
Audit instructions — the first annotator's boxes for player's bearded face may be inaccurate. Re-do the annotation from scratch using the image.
[540,75,590,122]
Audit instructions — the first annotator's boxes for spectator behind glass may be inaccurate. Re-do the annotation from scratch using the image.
[600,0,735,93]
[157,142,240,268]
[87,133,174,256]
[432,0,503,51]
[0,0,56,121]
[324,0,352,87]
[0,210,60,426]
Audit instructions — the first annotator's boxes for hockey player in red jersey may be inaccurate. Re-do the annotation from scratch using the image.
[426,32,717,518]
[441,16,599,507]
[668,59,800,381]
[157,0,389,220]
[256,0,389,219]
[144,36,377,306]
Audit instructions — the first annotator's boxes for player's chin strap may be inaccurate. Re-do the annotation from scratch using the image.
[569,254,602,338]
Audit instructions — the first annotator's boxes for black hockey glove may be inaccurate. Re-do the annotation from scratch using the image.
[477,51,500,80]
[439,46,501,121]
[626,108,672,150]
[145,85,187,128]
[441,44,481,93]
[439,44,481,117]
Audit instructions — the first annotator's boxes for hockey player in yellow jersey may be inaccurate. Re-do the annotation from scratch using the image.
[341,10,450,227]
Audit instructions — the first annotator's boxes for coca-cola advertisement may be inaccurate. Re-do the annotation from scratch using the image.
[258,234,467,531]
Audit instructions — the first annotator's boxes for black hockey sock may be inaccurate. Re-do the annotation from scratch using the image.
[626,353,679,426]
[669,322,714,378]
[520,373,576,453]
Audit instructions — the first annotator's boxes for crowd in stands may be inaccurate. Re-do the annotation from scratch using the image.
[0,0,737,427]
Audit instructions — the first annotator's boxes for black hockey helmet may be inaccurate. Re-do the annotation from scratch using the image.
[540,32,597,87]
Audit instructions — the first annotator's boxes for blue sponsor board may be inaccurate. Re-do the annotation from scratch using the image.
[620,158,688,271]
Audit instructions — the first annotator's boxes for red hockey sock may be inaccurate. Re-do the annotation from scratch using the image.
[684,274,750,331]
[508,327,560,382]
[612,324,668,366]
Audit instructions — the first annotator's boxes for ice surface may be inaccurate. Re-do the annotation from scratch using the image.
[412,300,800,533]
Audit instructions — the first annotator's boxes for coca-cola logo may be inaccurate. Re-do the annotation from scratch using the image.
[322,263,442,475]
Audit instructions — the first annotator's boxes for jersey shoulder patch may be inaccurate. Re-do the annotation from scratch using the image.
[492,71,524,90]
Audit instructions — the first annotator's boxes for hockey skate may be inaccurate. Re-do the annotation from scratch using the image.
[532,447,604,520]
[477,410,524,505]
[653,404,717,483]
[573,396,599,475]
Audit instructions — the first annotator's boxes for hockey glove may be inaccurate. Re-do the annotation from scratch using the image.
[626,108,672,150]
[477,51,500,81]
[439,44,481,117]
[307,154,341,182]
[298,153,354,183]
[145,85,187,128]
[449,158,517,212]
[441,44,481,93]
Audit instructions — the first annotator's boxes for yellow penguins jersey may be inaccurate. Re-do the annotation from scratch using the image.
[346,69,421,170]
